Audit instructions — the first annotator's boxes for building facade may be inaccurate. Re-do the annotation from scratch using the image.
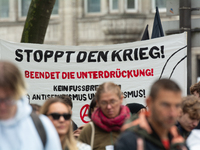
[0,0,169,45]
[0,0,199,84]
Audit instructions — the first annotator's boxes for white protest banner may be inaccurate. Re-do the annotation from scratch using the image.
[0,32,187,126]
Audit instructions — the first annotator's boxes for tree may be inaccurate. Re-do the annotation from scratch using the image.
[21,0,56,44]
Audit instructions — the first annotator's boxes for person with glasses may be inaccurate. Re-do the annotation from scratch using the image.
[57,94,78,131]
[78,82,130,150]
[0,60,62,150]
[40,97,91,150]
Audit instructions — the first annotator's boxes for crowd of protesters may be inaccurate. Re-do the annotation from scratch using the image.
[1,60,200,150]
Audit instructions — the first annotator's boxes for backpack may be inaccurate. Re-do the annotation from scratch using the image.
[30,111,47,148]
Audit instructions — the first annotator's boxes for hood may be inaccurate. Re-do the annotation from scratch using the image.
[0,96,32,127]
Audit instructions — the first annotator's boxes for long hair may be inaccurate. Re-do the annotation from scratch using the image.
[40,97,77,150]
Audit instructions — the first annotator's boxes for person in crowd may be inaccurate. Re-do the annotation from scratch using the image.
[40,97,91,150]
[30,103,41,115]
[74,97,98,139]
[115,79,188,150]
[190,81,200,98]
[0,60,62,150]
[78,82,130,150]
[187,83,200,149]
[190,82,200,130]
[176,95,200,139]
[88,97,98,119]
[57,94,78,131]
[126,103,146,114]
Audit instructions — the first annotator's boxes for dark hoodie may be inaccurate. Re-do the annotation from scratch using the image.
[176,122,191,139]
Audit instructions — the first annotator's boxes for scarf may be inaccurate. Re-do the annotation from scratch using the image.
[91,105,130,132]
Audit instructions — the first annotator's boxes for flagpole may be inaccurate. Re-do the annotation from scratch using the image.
[180,0,191,95]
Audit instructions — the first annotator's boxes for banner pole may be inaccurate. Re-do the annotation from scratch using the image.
[179,0,191,94]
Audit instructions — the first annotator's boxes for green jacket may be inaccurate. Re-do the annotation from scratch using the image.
[78,122,120,150]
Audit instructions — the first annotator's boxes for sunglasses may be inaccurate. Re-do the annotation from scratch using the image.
[47,113,71,120]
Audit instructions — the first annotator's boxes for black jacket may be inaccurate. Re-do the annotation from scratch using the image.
[114,113,188,150]
[176,122,190,139]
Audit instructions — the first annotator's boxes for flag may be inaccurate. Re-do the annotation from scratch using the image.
[151,7,164,39]
[141,25,149,41]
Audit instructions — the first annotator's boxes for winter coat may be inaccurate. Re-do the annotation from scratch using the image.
[0,96,62,150]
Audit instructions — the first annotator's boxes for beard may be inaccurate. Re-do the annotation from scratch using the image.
[151,108,176,129]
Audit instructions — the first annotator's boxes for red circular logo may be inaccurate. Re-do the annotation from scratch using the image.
[80,104,90,123]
